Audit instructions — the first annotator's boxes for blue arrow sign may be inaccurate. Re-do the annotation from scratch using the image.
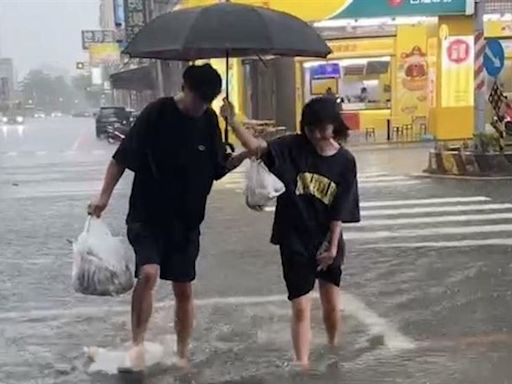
[484,39,505,78]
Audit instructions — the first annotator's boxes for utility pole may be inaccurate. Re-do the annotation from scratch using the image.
[474,0,486,133]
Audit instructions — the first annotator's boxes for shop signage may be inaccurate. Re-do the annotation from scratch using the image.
[179,0,473,21]
[485,20,512,38]
[311,63,341,80]
[124,0,147,43]
[328,38,395,58]
[335,0,474,19]
[89,43,121,66]
[441,36,474,107]
[484,39,505,78]
[81,30,115,50]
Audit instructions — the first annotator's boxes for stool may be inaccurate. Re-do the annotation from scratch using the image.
[419,123,428,136]
[402,124,413,140]
[392,125,403,140]
[365,127,376,141]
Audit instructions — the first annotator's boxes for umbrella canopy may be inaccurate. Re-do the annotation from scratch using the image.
[123,2,331,60]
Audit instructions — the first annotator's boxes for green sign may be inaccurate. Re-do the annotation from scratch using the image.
[330,0,474,19]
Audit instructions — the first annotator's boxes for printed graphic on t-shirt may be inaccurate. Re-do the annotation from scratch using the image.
[295,172,337,205]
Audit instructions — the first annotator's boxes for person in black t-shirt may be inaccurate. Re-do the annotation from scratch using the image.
[228,97,360,371]
[87,64,248,371]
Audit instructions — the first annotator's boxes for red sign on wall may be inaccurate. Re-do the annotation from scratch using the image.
[447,38,470,64]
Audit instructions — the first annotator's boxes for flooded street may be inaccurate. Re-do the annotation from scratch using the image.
[1,117,512,383]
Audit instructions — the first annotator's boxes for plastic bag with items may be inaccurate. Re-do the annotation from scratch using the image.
[245,158,285,211]
[72,217,134,296]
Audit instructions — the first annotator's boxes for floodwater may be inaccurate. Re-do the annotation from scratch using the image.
[1,118,512,383]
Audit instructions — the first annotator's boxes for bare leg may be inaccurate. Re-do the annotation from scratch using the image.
[291,294,312,370]
[319,280,341,346]
[125,264,159,371]
[173,282,194,367]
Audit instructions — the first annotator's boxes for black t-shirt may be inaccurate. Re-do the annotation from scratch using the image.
[113,97,229,229]
[263,134,360,252]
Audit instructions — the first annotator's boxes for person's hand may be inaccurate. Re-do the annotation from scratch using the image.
[87,196,109,218]
[317,249,336,272]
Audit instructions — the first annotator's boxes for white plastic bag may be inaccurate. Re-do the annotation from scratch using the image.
[72,217,134,296]
[245,159,285,211]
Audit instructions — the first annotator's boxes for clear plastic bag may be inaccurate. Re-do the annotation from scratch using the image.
[245,159,285,211]
[72,217,134,296]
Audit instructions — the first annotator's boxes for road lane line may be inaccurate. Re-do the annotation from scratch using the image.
[361,196,491,208]
[359,238,512,248]
[363,203,512,217]
[345,224,512,240]
[344,212,512,227]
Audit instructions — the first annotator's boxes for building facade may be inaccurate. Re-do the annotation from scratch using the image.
[0,58,14,105]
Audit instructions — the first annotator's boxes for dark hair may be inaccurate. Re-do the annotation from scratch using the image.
[182,64,222,103]
[300,97,349,141]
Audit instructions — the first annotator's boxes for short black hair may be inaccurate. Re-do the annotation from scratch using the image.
[182,64,222,103]
[300,97,349,141]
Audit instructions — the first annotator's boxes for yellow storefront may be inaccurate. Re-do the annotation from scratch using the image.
[178,0,478,142]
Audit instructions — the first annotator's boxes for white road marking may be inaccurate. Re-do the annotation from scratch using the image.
[359,180,421,187]
[359,238,512,248]
[345,212,512,227]
[344,293,415,350]
[92,149,106,155]
[345,224,512,240]
[363,203,512,217]
[6,151,17,156]
[35,151,47,156]
[0,293,414,350]
[361,196,491,208]
[358,176,410,182]
[358,172,388,177]
[64,150,76,156]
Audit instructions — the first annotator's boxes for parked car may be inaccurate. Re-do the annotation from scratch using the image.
[34,110,46,119]
[72,111,93,118]
[51,111,63,118]
[95,106,132,138]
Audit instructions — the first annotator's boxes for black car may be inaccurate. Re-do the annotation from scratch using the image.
[95,107,132,138]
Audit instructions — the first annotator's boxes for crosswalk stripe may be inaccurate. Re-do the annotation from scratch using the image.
[359,180,421,187]
[358,172,388,177]
[345,212,512,227]
[358,176,410,182]
[361,196,491,208]
[345,224,512,240]
[359,238,512,248]
[363,203,512,217]
[217,178,422,189]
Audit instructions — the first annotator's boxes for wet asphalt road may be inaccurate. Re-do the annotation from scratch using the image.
[1,117,512,384]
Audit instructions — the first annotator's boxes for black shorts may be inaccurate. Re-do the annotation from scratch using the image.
[279,239,345,301]
[127,222,200,282]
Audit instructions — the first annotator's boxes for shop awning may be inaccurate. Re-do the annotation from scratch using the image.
[110,65,156,92]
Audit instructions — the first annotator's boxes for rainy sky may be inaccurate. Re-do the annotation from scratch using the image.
[0,0,99,80]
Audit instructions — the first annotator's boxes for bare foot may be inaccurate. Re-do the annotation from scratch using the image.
[176,357,190,371]
[118,344,145,373]
[291,360,310,373]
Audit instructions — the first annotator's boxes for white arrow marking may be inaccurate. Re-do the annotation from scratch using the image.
[486,46,502,67]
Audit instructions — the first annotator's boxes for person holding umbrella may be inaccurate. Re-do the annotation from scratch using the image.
[88,64,248,371]
[226,97,360,370]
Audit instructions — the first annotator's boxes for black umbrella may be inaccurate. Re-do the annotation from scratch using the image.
[123,2,331,145]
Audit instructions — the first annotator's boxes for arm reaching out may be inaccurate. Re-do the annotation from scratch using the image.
[226,102,267,157]
[87,159,125,217]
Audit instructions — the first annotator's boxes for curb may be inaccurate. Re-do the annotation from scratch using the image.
[412,173,512,181]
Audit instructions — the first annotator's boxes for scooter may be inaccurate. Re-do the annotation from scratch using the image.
[106,122,129,144]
